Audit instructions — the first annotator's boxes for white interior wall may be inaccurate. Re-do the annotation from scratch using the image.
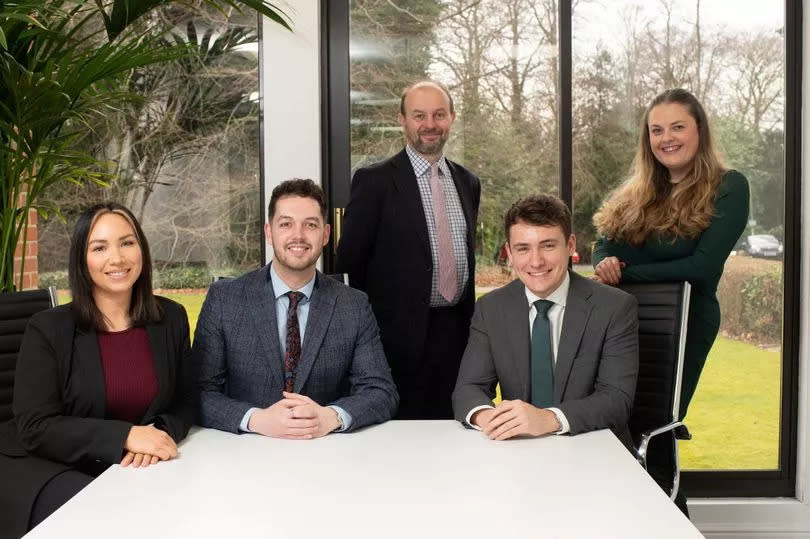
[261,1,321,266]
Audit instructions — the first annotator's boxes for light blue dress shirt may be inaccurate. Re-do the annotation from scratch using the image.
[239,264,352,432]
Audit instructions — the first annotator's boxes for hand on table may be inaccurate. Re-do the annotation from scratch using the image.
[247,392,340,439]
[124,425,177,462]
[120,452,160,467]
[477,400,560,440]
[594,256,624,285]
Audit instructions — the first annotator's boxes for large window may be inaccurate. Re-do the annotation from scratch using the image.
[572,0,786,475]
[334,0,799,497]
[38,6,264,331]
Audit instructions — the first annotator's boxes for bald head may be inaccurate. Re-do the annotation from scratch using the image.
[400,80,454,116]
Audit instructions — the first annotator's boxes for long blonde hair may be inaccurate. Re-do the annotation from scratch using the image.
[593,88,726,245]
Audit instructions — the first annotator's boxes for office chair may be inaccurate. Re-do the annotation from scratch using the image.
[620,281,691,501]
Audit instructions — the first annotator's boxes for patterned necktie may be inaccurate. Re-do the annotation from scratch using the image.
[531,299,555,408]
[284,291,305,392]
[429,162,457,302]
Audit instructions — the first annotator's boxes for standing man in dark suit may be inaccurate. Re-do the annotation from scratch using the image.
[196,179,398,437]
[336,80,480,419]
[453,195,638,447]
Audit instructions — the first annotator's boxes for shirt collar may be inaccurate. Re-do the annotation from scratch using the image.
[524,271,570,309]
[269,263,316,301]
[405,144,451,179]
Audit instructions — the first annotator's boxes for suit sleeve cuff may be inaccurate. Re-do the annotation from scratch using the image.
[328,405,352,432]
[239,407,258,433]
[465,405,495,430]
[547,407,570,434]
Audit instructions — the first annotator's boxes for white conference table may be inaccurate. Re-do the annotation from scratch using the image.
[25,421,702,538]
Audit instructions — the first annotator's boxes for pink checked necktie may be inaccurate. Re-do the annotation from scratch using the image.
[430,163,457,302]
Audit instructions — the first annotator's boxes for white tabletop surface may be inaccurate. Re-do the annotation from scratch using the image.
[25,421,702,538]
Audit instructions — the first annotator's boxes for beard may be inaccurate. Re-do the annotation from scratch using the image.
[409,129,448,156]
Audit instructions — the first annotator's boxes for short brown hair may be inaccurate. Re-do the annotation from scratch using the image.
[268,178,327,222]
[504,194,572,241]
[400,80,455,116]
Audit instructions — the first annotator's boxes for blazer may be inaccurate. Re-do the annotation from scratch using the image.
[0,297,195,538]
[195,266,399,433]
[335,148,481,374]
[452,272,639,447]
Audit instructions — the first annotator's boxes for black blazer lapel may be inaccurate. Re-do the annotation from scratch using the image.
[142,323,168,420]
[248,265,284,391]
[555,272,593,402]
[294,273,336,392]
[391,149,431,258]
[73,327,108,418]
[447,160,476,246]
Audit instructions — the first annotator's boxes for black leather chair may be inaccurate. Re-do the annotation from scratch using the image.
[620,281,691,501]
[0,287,58,422]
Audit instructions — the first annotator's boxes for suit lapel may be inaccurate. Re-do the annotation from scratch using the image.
[447,160,475,245]
[142,322,167,420]
[391,149,430,257]
[73,327,107,417]
[248,266,284,390]
[502,280,532,400]
[554,272,592,402]
[295,273,335,392]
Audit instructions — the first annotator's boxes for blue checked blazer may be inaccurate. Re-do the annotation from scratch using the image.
[195,265,399,432]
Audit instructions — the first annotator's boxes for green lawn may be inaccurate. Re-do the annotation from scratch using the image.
[61,289,779,470]
[679,336,780,470]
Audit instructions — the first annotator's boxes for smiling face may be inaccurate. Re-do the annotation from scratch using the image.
[86,212,143,300]
[398,84,455,160]
[647,102,700,183]
[506,221,575,298]
[265,195,330,285]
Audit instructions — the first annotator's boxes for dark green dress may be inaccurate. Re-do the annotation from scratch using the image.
[592,171,750,419]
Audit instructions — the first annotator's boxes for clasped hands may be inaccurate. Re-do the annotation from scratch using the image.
[472,400,561,441]
[593,255,624,285]
[247,391,340,439]
[121,425,178,468]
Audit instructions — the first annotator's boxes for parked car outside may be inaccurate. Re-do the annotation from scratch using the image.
[742,234,783,258]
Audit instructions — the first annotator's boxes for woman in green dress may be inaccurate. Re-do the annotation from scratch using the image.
[592,88,749,517]
[592,88,749,422]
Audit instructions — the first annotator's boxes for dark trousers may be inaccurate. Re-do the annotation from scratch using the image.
[28,469,94,531]
[394,304,470,420]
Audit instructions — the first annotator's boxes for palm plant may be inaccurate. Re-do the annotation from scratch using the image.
[0,0,290,292]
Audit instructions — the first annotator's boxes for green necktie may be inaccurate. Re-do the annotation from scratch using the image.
[531,299,555,408]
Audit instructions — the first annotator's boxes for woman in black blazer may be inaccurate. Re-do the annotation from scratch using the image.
[0,203,195,538]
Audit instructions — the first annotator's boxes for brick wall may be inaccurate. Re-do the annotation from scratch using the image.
[12,191,38,290]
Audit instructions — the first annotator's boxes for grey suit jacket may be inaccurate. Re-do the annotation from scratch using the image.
[452,271,638,445]
[195,265,398,433]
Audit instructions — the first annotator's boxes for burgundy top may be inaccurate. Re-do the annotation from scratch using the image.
[97,327,159,424]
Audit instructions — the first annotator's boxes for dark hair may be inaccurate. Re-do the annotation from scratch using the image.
[69,203,162,331]
[504,194,572,240]
[400,80,455,116]
[268,178,327,222]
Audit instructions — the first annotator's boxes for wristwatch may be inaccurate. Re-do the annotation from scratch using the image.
[333,408,344,431]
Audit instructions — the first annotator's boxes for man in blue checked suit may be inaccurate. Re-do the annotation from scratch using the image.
[195,179,398,438]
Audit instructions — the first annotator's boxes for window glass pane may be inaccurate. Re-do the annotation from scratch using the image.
[350,0,559,289]
[572,0,785,470]
[38,6,263,333]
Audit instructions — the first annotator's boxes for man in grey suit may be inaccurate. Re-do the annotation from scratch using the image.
[452,194,638,446]
[196,179,398,438]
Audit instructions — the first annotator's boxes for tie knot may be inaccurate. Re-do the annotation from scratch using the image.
[287,291,305,309]
[534,299,554,317]
[430,162,440,178]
